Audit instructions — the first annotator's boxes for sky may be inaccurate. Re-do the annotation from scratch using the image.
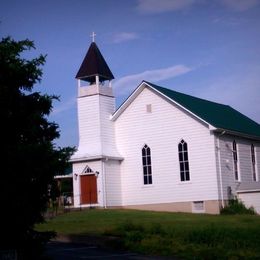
[1,0,260,148]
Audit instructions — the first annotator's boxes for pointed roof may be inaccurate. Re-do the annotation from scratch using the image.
[112,81,260,139]
[76,42,114,82]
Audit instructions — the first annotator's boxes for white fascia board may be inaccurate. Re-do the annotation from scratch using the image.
[237,189,260,193]
[111,81,147,121]
[112,81,213,130]
[54,174,73,179]
[209,125,217,131]
[213,128,260,141]
[70,155,124,163]
[69,155,103,162]
[111,80,260,140]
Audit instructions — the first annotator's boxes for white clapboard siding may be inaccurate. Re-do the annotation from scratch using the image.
[99,95,121,157]
[239,139,255,182]
[72,161,104,207]
[256,145,260,181]
[238,192,260,214]
[76,95,102,156]
[73,92,120,159]
[105,160,122,206]
[218,135,260,199]
[114,87,218,206]
[217,136,238,199]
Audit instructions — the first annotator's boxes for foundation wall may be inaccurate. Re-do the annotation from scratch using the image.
[121,200,221,214]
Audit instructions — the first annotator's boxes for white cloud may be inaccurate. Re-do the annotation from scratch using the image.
[114,65,193,96]
[220,0,259,11]
[136,0,259,14]
[137,0,196,14]
[112,32,139,43]
[52,96,76,115]
[212,16,241,26]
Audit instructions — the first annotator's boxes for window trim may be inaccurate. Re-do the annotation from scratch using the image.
[232,140,240,182]
[192,201,205,213]
[142,144,153,185]
[251,144,258,182]
[178,139,190,182]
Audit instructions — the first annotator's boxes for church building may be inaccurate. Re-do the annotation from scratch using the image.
[70,40,260,214]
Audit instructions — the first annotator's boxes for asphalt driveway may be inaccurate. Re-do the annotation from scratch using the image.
[45,241,175,260]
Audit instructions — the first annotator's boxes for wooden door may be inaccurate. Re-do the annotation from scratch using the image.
[80,174,97,204]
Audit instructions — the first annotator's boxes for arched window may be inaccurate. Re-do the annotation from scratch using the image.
[251,144,257,181]
[142,144,152,185]
[178,139,190,181]
[233,141,239,181]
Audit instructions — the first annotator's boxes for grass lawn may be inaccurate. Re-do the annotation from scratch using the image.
[37,209,260,259]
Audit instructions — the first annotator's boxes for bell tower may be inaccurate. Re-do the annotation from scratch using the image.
[71,37,120,161]
[71,35,122,209]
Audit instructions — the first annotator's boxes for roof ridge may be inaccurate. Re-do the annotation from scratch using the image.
[144,80,230,108]
[143,80,260,138]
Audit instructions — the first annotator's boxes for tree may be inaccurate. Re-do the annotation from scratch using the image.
[0,37,74,258]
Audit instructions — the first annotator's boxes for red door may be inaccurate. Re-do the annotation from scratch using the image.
[80,174,97,204]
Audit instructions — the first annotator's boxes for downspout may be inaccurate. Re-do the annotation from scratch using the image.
[102,159,107,209]
[217,131,226,209]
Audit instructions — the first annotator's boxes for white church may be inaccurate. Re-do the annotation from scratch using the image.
[70,40,260,214]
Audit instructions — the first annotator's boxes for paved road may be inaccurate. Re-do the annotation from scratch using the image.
[45,241,175,260]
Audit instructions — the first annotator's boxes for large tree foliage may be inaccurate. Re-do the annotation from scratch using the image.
[0,37,74,257]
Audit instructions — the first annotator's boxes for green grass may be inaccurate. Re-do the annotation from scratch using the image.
[36,209,260,259]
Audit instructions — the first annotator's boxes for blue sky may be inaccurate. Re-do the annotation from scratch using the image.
[1,0,260,148]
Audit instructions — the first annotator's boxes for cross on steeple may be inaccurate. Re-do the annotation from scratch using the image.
[76,36,114,83]
[90,32,96,42]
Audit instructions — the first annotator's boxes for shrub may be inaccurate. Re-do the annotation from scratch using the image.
[221,198,256,215]
[113,221,260,258]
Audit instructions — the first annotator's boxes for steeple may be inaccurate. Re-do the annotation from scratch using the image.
[76,41,114,84]
[71,35,121,209]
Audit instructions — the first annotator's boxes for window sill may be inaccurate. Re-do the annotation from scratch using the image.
[142,184,154,188]
[178,181,192,185]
